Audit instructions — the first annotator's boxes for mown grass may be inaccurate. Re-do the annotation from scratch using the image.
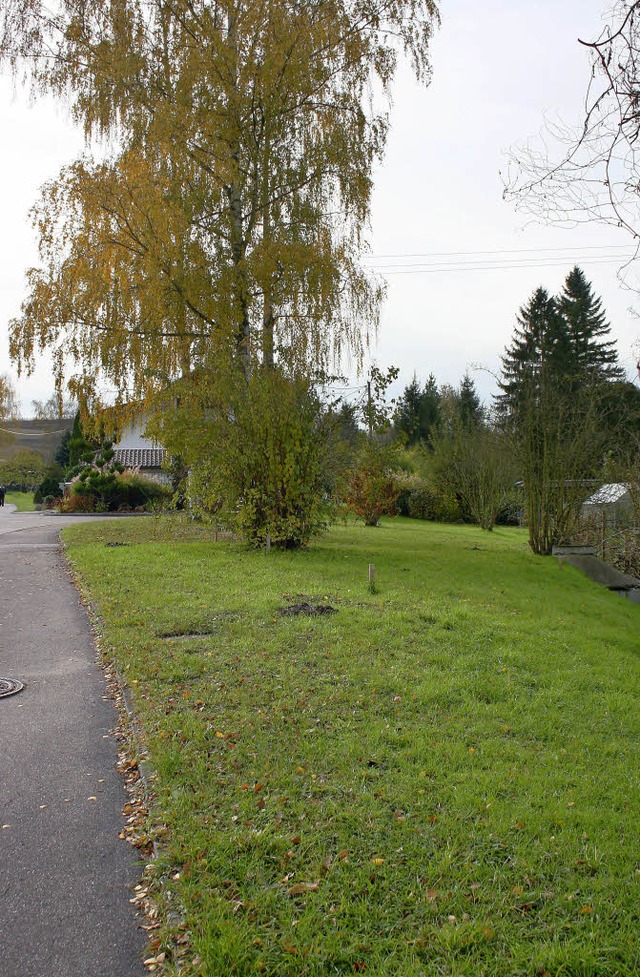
[62,517,640,977]
[4,490,36,511]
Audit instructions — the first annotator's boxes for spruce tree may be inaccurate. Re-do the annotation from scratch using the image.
[496,286,567,417]
[458,373,484,429]
[556,266,623,381]
[496,276,622,556]
[420,374,441,447]
[394,374,440,447]
[394,376,424,446]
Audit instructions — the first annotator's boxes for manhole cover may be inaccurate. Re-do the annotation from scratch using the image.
[0,678,24,698]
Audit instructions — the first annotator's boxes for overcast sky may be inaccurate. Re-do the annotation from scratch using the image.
[1,0,638,414]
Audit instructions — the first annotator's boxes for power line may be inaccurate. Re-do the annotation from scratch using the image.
[366,243,637,260]
[367,256,636,275]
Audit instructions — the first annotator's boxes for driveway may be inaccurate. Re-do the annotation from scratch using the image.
[0,506,146,977]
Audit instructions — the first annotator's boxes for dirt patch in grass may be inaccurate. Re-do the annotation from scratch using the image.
[279,602,338,617]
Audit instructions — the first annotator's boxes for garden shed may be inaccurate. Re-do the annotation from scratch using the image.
[581,483,634,528]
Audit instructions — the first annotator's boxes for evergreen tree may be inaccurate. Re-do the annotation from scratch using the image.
[54,429,72,470]
[496,287,568,417]
[394,376,424,445]
[496,277,621,555]
[65,413,97,473]
[394,373,440,447]
[421,375,441,448]
[556,267,623,381]
[458,373,484,429]
[333,402,362,449]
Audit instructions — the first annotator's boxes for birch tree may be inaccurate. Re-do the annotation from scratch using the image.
[0,374,19,420]
[1,0,439,544]
[1,0,439,406]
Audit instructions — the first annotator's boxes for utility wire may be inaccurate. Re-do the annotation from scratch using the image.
[363,243,638,274]
[366,243,636,260]
[366,256,636,275]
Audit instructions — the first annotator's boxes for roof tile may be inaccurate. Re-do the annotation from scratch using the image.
[114,448,166,469]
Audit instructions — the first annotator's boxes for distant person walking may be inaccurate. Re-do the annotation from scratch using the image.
[0,485,5,507]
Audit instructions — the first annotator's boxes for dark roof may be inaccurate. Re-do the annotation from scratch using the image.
[114,448,166,469]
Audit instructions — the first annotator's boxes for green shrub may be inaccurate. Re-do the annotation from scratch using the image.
[342,444,402,527]
[409,486,463,522]
[397,479,463,523]
[69,468,171,511]
[34,473,64,504]
[164,369,335,549]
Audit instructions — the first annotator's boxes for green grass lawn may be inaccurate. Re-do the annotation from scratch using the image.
[62,517,640,977]
[4,490,36,511]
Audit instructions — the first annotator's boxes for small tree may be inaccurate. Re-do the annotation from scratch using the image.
[0,374,19,420]
[34,464,64,504]
[0,449,47,491]
[431,424,517,531]
[155,368,335,548]
[63,413,98,474]
[32,393,77,420]
[342,443,401,527]
[515,379,607,555]
[341,365,401,526]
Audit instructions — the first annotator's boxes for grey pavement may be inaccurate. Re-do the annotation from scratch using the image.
[0,505,147,977]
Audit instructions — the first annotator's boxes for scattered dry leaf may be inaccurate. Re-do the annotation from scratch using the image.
[287,882,320,896]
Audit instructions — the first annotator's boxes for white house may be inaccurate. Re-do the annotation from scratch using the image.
[112,417,170,485]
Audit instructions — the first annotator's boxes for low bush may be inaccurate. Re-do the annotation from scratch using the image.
[34,472,64,504]
[341,446,402,527]
[58,491,96,513]
[62,469,171,512]
[397,479,463,523]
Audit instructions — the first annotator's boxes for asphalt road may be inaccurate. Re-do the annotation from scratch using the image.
[0,507,146,977]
